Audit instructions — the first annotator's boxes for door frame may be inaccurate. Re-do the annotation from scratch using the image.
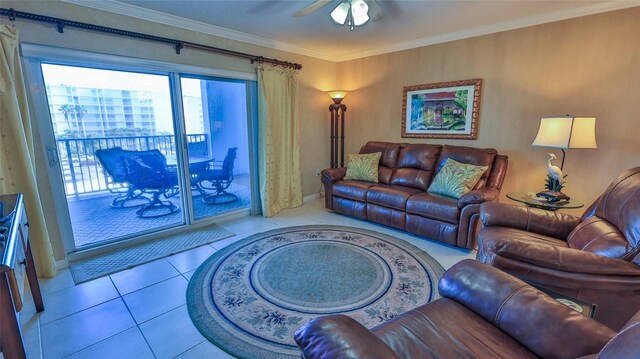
[21,43,257,257]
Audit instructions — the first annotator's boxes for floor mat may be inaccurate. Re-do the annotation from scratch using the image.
[69,225,234,284]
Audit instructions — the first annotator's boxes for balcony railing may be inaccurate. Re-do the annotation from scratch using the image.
[57,134,208,197]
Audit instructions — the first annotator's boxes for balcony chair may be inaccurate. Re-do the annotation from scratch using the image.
[198,147,238,205]
[121,149,180,218]
[295,260,639,359]
[95,147,149,208]
[477,167,640,330]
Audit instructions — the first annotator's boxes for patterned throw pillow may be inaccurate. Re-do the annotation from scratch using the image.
[427,158,488,198]
[344,152,382,183]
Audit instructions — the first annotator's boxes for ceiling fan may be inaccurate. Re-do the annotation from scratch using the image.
[294,0,385,31]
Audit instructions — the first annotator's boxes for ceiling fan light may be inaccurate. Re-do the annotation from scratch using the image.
[330,2,350,25]
[351,0,370,26]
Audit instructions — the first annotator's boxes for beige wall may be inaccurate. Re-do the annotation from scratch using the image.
[337,7,640,216]
[2,1,335,259]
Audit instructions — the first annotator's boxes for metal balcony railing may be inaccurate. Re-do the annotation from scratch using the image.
[57,134,208,197]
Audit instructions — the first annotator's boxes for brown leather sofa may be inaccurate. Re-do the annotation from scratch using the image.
[321,141,508,248]
[477,167,640,331]
[294,260,640,359]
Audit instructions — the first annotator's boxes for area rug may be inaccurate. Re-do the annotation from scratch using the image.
[69,224,234,284]
[187,225,445,359]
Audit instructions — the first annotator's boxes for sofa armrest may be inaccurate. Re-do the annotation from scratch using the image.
[485,238,640,276]
[294,315,400,359]
[457,187,499,208]
[439,260,616,359]
[321,167,347,185]
[481,202,581,239]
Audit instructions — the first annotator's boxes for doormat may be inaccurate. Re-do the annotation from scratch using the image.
[69,224,234,284]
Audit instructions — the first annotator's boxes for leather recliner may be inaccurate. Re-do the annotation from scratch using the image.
[477,167,640,330]
[294,260,640,359]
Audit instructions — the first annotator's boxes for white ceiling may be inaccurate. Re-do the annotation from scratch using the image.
[68,0,639,62]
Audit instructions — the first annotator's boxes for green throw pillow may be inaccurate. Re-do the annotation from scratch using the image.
[427,158,488,199]
[344,152,382,183]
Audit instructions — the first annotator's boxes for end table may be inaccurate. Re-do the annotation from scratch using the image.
[506,192,584,211]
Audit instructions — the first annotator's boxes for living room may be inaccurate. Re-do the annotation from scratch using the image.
[1,1,639,358]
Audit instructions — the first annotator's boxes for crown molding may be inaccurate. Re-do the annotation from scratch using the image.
[61,0,336,61]
[62,0,639,63]
[333,1,640,62]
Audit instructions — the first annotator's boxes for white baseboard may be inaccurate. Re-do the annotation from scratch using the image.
[303,193,321,202]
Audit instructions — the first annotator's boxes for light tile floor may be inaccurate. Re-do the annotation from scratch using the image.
[19,198,476,359]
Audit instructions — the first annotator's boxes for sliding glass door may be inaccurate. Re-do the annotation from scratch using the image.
[180,76,251,221]
[40,64,186,248]
[22,48,257,254]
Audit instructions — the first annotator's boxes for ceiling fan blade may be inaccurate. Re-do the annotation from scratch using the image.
[368,0,385,22]
[294,0,334,17]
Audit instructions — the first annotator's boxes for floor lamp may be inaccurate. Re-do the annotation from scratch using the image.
[327,90,348,168]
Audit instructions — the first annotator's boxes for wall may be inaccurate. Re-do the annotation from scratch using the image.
[337,7,640,215]
[1,0,335,260]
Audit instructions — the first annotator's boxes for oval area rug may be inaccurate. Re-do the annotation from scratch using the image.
[187,225,445,358]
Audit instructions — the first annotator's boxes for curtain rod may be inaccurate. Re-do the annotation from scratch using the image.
[0,7,302,70]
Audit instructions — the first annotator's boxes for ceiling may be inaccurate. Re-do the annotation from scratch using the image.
[68,0,639,62]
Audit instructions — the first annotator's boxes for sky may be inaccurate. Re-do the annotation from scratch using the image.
[41,64,201,96]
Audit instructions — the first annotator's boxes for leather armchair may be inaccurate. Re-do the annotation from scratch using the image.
[295,260,640,359]
[477,167,640,330]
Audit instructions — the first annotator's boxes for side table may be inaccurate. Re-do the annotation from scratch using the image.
[506,192,584,211]
[1,193,45,359]
[532,284,597,318]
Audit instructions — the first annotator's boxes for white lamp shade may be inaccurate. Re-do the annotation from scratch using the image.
[532,115,597,149]
[331,2,350,25]
[351,0,370,26]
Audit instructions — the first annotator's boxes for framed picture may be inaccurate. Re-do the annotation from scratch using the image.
[401,79,482,139]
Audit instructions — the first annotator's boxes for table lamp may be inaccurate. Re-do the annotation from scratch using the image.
[532,115,597,201]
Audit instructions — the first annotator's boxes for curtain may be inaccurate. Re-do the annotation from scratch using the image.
[0,25,57,277]
[257,65,302,217]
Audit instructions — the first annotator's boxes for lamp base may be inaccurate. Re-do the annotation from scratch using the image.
[536,190,571,202]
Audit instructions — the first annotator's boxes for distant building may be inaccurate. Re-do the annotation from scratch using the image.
[45,84,204,137]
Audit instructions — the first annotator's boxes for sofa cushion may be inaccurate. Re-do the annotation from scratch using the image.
[478,227,570,250]
[567,216,632,260]
[367,185,423,211]
[333,180,377,201]
[588,168,640,255]
[406,192,460,223]
[360,141,400,184]
[428,159,488,199]
[437,145,497,189]
[390,143,441,190]
[344,152,382,183]
[360,141,400,168]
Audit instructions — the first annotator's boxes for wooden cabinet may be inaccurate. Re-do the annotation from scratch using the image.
[0,193,44,359]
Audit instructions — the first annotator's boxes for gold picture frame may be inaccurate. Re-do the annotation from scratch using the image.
[401,79,482,139]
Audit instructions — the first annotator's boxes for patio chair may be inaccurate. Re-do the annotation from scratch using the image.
[95,147,150,208]
[121,149,180,218]
[198,147,238,205]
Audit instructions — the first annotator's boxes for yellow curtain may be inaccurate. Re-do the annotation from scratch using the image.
[257,65,303,217]
[0,25,56,277]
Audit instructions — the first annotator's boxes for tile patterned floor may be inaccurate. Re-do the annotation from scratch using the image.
[19,198,476,359]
